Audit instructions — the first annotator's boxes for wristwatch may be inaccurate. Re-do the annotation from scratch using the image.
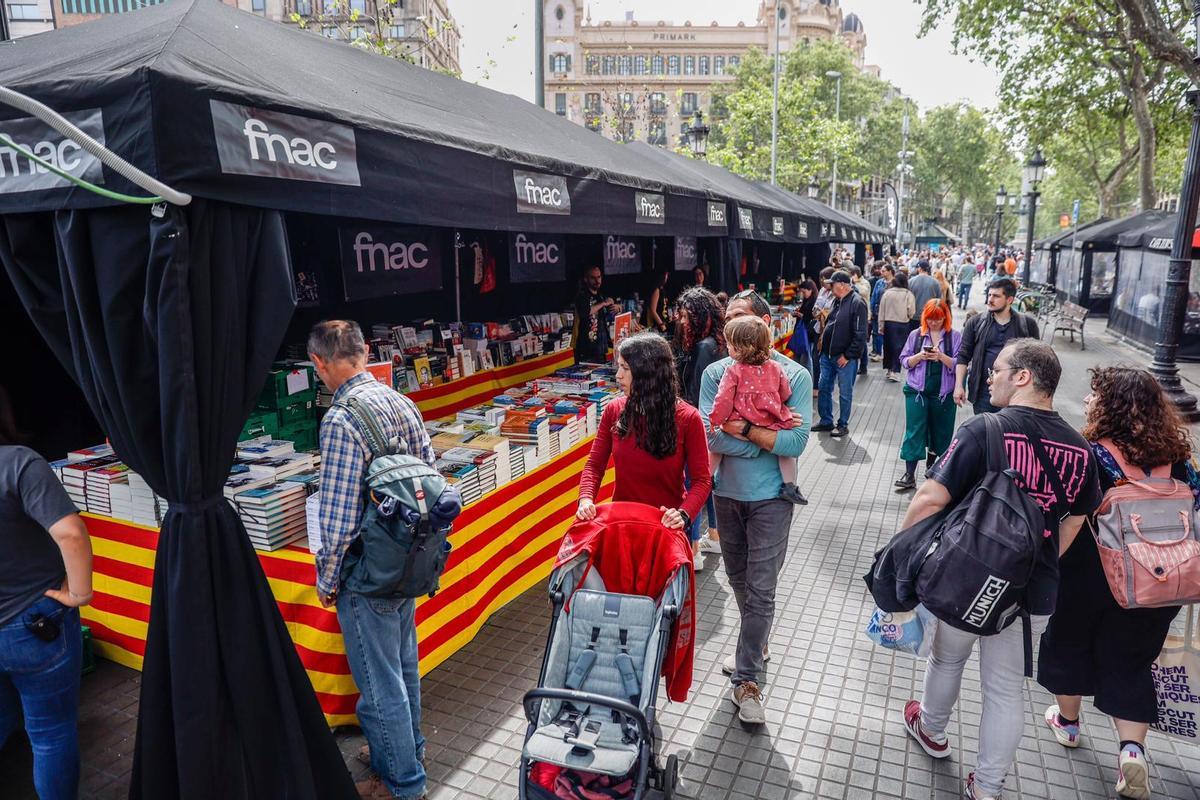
[741,420,753,437]
[678,509,691,529]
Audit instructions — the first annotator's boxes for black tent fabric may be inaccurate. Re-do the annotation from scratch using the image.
[1055,211,1170,310]
[0,0,734,237]
[0,202,357,800]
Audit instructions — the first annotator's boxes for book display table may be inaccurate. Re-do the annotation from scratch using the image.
[81,440,613,727]
[406,348,575,421]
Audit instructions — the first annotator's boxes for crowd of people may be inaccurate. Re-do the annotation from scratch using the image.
[0,242,1193,800]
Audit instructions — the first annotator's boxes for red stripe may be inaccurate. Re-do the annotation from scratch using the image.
[315,690,359,716]
[91,590,151,623]
[454,445,590,528]
[293,640,351,675]
[409,350,573,404]
[274,599,342,634]
[93,554,154,588]
[85,517,161,550]
[83,618,147,658]
[259,553,320,585]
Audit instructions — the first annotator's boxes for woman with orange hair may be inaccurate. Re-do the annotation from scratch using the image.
[894,299,962,490]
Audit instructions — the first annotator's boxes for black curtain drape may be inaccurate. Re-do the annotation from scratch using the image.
[719,237,742,293]
[0,201,356,799]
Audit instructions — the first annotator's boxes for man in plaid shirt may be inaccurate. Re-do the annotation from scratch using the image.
[309,320,434,800]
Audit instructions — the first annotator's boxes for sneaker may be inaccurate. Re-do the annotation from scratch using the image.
[1043,705,1080,748]
[902,700,950,759]
[870,354,883,362]
[830,425,848,438]
[886,372,899,382]
[894,474,916,491]
[699,536,721,554]
[963,772,999,800]
[721,648,770,675]
[778,482,809,505]
[730,682,767,725]
[693,551,705,573]
[1116,745,1150,799]
[811,422,834,433]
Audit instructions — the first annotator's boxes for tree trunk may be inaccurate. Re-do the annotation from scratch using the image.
[1127,53,1158,210]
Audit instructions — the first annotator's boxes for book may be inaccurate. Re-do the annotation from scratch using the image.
[236,438,296,460]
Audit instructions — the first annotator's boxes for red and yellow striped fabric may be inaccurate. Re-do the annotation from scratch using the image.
[407,349,574,421]
[81,441,613,728]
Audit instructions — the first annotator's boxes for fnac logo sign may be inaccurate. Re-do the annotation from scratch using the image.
[514,170,571,215]
[211,100,361,186]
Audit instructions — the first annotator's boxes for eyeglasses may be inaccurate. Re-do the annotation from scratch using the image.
[988,366,1021,379]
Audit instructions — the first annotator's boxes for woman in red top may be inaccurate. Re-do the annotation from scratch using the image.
[577,332,712,530]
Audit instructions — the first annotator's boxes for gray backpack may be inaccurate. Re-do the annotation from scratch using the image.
[336,395,460,598]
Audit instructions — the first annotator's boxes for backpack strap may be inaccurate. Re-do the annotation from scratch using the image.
[335,394,405,459]
[979,413,1007,475]
[1096,438,1170,480]
[1025,432,1069,522]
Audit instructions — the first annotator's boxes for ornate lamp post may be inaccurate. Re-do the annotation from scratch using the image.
[685,109,709,160]
[807,178,820,199]
[1022,149,1046,284]
[993,185,1007,255]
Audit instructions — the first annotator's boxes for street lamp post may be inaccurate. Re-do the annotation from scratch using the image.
[685,109,710,160]
[1021,149,1046,284]
[993,185,1007,255]
[895,102,911,251]
[770,3,784,184]
[826,69,842,209]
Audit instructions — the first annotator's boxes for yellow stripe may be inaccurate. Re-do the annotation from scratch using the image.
[414,352,569,417]
[81,605,148,641]
[325,713,358,727]
[93,572,153,605]
[93,536,156,570]
[90,639,144,671]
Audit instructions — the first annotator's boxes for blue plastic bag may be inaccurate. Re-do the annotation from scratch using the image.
[864,604,937,657]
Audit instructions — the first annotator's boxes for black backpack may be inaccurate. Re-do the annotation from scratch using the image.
[869,414,1065,675]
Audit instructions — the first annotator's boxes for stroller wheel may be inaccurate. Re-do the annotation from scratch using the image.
[663,754,678,799]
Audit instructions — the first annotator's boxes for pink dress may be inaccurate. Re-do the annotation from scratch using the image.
[709,360,795,430]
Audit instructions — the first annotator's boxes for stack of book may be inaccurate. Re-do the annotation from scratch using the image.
[500,408,551,463]
[84,462,131,516]
[305,492,322,555]
[236,438,296,460]
[433,456,482,506]
[232,482,308,551]
[127,472,166,527]
[223,464,275,499]
[60,455,120,511]
[437,446,499,497]
[68,443,114,462]
[243,453,314,482]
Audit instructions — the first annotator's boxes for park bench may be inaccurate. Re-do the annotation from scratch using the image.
[1052,301,1089,350]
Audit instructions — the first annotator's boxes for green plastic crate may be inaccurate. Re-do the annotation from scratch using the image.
[278,421,319,452]
[239,409,280,441]
[258,365,317,409]
[276,399,316,427]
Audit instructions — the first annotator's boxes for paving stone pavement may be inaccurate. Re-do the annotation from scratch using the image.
[4,291,1200,799]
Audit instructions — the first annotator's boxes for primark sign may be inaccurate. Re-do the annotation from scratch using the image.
[211,100,361,186]
[0,108,105,194]
[509,231,565,283]
[339,225,443,301]
[635,191,665,224]
[514,170,571,215]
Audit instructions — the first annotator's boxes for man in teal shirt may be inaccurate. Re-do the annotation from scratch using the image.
[956,256,976,310]
[700,290,811,724]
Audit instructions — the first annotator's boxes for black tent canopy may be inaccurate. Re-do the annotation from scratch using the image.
[1029,217,1109,287]
[1054,210,1170,314]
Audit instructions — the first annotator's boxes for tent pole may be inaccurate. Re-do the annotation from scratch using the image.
[454,231,462,321]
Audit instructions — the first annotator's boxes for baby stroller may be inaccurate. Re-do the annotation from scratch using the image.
[519,502,696,800]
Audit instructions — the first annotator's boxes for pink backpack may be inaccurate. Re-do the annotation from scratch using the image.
[1092,440,1200,609]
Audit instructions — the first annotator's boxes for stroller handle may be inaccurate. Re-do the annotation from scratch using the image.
[522,688,651,743]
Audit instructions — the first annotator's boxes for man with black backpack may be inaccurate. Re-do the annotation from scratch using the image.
[310,320,438,800]
[896,339,1102,800]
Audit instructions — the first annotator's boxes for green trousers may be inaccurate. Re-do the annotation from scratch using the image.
[900,385,957,462]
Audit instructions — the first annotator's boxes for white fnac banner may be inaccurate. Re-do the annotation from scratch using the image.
[211,99,361,186]
[339,225,443,301]
[604,235,642,274]
[509,232,565,283]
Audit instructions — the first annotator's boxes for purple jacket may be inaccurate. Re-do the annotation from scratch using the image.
[900,328,962,399]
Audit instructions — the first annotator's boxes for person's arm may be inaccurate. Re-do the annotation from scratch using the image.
[708,367,740,428]
[1058,515,1088,556]
[648,288,665,328]
[749,362,811,459]
[398,395,436,467]
[44,514,93,607]
[701,361,761,459]
[905,292,915,320]
[901,478,954,529]
[678,410,713,521]
[1027,313,1040,340]
[899,329,920,369]
[316,416,369,604]
[577,402,617,517]
[846,299,867,360]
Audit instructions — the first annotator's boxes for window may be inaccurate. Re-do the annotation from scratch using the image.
[651,54,664,74]
[619,92,634,112]
[550,54,571,73]
[389,22,405,38]
[681,92,698,115]
[602,55,615,75]
[650,92,666,115]
[619,121,635,143]
[634,55,647,75]
[555,93,567,116]
[729,55,741,68]
[251,0,264,12]
[586,55,599,75]
[349,0,365,12]
[349,25,365,40]
[667,55,680,75]
[322,25,340,38]
[554,4,564,20]
[585,93,601,113]
[7,2,37,17]
[648,119,666,146]
[699,56,709,75]
[684,55,695,75]
[618,55,632,75]
[586,117,602,132]
[714,56,725,75]
[294,0,312,14]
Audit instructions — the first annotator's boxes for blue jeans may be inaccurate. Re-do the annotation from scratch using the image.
[957,282,972,309]
[338,591,426,800]
[817,354,856,428]
[0,596,82,800]
[872,330,883,356]
[690,493,718,541]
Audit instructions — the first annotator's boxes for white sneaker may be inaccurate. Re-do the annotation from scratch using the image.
[1116,746,1151,799]
[693,552,705,572]
[699,536,721,554]
[721,648,770,675]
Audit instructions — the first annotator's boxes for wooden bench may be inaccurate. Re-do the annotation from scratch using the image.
[1052,301,1089,350]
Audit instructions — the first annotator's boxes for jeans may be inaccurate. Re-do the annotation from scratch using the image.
[338,591,426,800]
[872,331,884,356]
[0,596,82,800]
[689,493,718,542]
[957,282,972,309]
[714,497,793,686]
[919,616,1048,798]
[817,354,856,427]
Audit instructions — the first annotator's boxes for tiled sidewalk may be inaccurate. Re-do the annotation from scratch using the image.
[4,305,1200,799]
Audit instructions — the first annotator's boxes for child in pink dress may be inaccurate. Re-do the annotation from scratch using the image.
[709,316,806,504]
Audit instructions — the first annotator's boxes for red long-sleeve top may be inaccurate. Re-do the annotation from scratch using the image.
[578,396,712,521]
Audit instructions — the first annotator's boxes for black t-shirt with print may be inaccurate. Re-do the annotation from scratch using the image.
[928,406,1104,615]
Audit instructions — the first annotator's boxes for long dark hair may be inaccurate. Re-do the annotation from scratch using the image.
[1083,366,1192,469]
[616,332,679,459]
[796,279,817,322]
[675,285,726,355]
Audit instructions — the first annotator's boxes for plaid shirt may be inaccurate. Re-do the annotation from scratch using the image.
[316,372,435,596]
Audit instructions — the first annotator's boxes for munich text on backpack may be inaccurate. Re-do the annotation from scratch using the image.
[914,415,1064,646]
[335,395,460,598]
[1091,439,1200,609]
